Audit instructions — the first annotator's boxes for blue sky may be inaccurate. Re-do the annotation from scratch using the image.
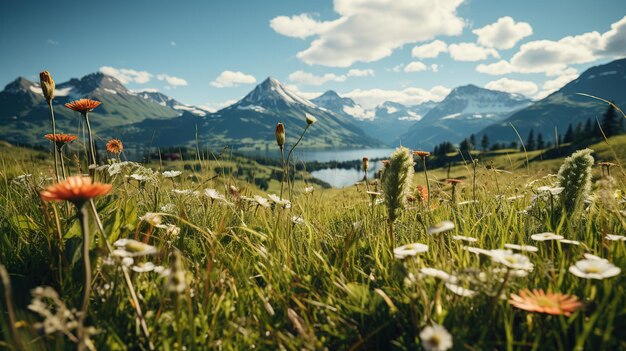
[1,0,625,110]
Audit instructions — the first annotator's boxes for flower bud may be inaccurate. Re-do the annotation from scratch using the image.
[275,123,285,148]
[305,113,317,125]
[362,157,369,172]
[39,71,55,101]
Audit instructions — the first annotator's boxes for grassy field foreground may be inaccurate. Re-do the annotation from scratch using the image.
[1,139,626,350]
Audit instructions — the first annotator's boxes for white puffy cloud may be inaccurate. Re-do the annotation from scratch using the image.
[272,0,465,67]
[411,40,448,58]
[475,16,626,77]
[347,68,375,77]
[485,78,538,96]
[210,71,257,88]
[99,66,152,84]
[430,64,439,72]
[284,85,322,100]
[473,16,533,50]
[404,61,428,72]
[288,71,346,86]
[344,85,450,109]
[200,99,239,113]
[534,68,579,99]
[156,74,188,87]
[448,43,500,61]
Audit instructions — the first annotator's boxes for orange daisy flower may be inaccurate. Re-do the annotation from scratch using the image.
[44,133,78,145]
[446,178,463,185]
[413,150,431,159]
[416,185,428,202]
[509,289,582,316]
[40,176,112,205]
[64,98,102,114]
[106,139,123,154]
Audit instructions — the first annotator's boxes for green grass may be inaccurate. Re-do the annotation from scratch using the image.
[1,137,626,350]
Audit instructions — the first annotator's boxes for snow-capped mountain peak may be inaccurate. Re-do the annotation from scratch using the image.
[236,77,317,110]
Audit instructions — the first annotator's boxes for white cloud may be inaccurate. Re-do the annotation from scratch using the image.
[473,16,533,50]
[46,39,59,46]
[344,85,450,109]
[347,68,375,77]
[210,71,257,88]
[411,40,448,58]
[288,71,346,86]
[485,78,538,96]
[284,84,322,100]
[475,16,626,77]
[156,74,188,87]
[430,64,439,72]
[448,43,500,61]
[391,64,404,73]
[404,61,428,72]
[170,41,177,46]
[272,0,465,67]
[200,99,239,112]
[99,66,152,84]
[132,88,159,93]
[534,68,579,100]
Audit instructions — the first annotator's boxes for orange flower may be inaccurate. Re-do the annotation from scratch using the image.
[446,178,463,185]
[413,150,431,159]
[40,176,112,205]
[509,289,582,316]
[106,139,123,154]
[416,185,428,202]
[64,98,102,114]
[44,133,78,145]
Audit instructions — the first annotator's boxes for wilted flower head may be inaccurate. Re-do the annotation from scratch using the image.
[305,112,317,125]
[275,123,285,148]
[569,258,621,280]
[106,139,123,154]
[64,98,102,114]
[420,324,453,351]
[39,71,55,101]
[40,176,111,206]
[393,243,428,259]
[416,185,428,203]
[509,289,582,316]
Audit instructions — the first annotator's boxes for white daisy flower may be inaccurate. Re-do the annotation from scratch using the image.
[160,203,177,213]
[268,194,292,208]
[452,235,478,243]
[559,239,581,245]
[304,186,314,194]
[507,195,524,201]
[204,188,225,201]
[445,283,476,297]
[253,195,271,208]
[162,170,181,178]
[504,244,539,253]
[583,253,607,261]
[140,212,162,227]
[172,189,195,195]
[393,243,428,259]
[291,216,304,225]
[463,246,493,256]
[420,268,451,281]
[420,324,453,351]
[427,221,455,235]
[129,173,150,182]
[490,249,534,271]
[531,232,564,241]
[569,259,621,279]
[536,186,564,195]
[606,234,626,241]
[113,239,157,257]
[132,262,156,273]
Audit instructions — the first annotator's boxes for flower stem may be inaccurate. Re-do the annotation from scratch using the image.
[83,112,97,177]
[280,146,286,199]
[48,100,61,182]
[77,203,91,351]
[422,158,430,211]
[285,125,310,200]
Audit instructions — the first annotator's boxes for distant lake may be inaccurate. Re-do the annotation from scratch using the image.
[241,148,394,188]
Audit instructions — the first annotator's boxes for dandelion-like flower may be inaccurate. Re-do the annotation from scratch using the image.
[446,178,463,185]
[509,289,582,316]
[64,99,102,114]
[106,139,123,154]
[531,232,564,241]
[427,221,455,235]
[162,170,182,178]
[305,112,317,125]
[569,258,621,279]
[420,324,453,351]
[40,176,111,205]
[393,243,428,259]
[44,133,78,147]
[413,150,430,159]
[490,249,534,271]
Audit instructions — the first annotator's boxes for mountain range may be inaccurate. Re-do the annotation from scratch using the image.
[1,57,625,154]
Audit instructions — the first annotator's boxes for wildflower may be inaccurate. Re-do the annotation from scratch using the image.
[64,99,102,114]
[254,195,271,207]
[569,258,621,279]
[559,239,581,246]
[113,239,157,257]
[531,232,564,241]
[393,243,428,259]
[504,244,539,253]
[420,324,453,351]
[413,150,431,159]
[490,249,534,271]
[557,148,594,213]
[304,186,314,194]
[205,188,226,201]
[28,286,84,337]
[132,262,156,273]
[305,112,317,125]
[362,157,369,172]
[463,246,493,256]
[275,123,285,148]
[605,234,626,241]
[452,235,478,243]
[172,189,197,196]
[39,71,55,101]
[291,216,304,225]
[446,178,463,185]
[106,139,123,154]
[420,267,452,281]
[509,289,582,316]
[139,212,162,226]
[162,170,181,178]
[536,186,564,195]
[268,194,291,208]
[44,133,78,147]
[445,282,476,297]
[157,223,181,239]
[458,200,479,205]
[40,176,111,206]
[427,221,454,235]
[583,253,606,261]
